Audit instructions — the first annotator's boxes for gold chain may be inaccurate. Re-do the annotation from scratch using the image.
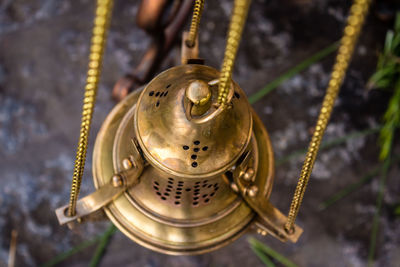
[284,0,371,233]
[67,0,114,217]
[217,0,251,107]
[186,0,205,48]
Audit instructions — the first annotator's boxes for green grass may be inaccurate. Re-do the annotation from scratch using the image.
[248,42,339,104]
[319,154,400,211]
[250,245,277,267]
[89,225,117,267]
[249,238,298,267]
[42,225,116,267]
[367,12,400,266]
[319,166,380,211]
[394,205,400,216]
[378,80,400,160]
[276,126,381,166]
[368,155,392,266]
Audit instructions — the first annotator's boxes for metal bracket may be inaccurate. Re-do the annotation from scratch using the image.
[181,31,203,65]
[55,155,144,226]
[252,200,303,243]
[233,150,303,243]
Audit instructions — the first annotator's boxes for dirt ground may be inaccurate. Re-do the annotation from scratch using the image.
[0,0,399,266]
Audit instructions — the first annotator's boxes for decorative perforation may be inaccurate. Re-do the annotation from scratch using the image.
[152,177,219,207]
[230,91,241,108]
[192,180,219,206]
[182,140,208,168]
[148,84,170,108]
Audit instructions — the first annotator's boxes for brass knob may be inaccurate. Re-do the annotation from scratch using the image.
[186,80,211,106]
[246,185,258,198]
[185,80,212,116]
[241,167,255,182]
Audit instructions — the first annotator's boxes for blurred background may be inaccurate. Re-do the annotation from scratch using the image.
[1,0,400,266]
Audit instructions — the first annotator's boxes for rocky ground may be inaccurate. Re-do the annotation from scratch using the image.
[0,0,399,266]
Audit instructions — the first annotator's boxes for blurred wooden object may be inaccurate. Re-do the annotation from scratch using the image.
[8,230,18,267]
[112,0,194,101]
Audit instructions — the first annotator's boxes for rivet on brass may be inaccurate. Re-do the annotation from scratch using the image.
[112,174,124,187]
[257,228,267,236]
[122,158,133,170]
[247,185,258,198]
[242,167,255,182]
[230,182,239,193]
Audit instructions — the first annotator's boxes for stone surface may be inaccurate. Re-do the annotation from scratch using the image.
[0,0,399,266]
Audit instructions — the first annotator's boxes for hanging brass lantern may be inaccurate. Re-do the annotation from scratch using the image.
[56,62,302,254]
[55,0,371,256]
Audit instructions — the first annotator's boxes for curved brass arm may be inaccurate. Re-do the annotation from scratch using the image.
[56,151,144,226]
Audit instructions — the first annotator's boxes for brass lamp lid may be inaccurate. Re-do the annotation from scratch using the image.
[134,64,252,178]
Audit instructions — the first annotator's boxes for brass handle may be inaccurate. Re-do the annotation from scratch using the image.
[55,146,145,226]
[55,162,144,226]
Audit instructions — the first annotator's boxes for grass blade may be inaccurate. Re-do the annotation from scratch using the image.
[42,238,100,267]
[42,224,117,267]
[248,42,339,105]
[319,153,399,210]
[383,30,394,56]
[367,12,400,265]
[394,205,400,216]
[319,167,380,210]
[250,245,276,267]
[89,225,117,267]
[276,126,381,166]
[367,156,392,266]
[248,237,298,267]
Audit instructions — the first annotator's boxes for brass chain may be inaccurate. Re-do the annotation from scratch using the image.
[186,0,205,48]
[217,0,251,107]
[284,0,371,233]
[67,0,114,217]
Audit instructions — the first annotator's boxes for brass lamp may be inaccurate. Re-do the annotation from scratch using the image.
[56,63,302,254]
